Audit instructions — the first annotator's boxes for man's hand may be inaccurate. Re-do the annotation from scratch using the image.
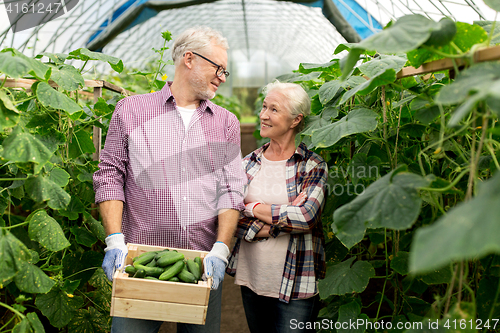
[203,241,230,290]
[102,233,128,281]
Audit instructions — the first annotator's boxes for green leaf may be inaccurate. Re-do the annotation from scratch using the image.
[477,276,500,321]
[38,52,69,65]
[35,287,83,328]
[12,318,30,333]
[27,210,70,251]
[475,21,500,45]
[391,251,410,275]
[0,52,30,78]
[2,127,53,173]
[318,257,375,298]
[68,48,123,73]
[360,15,437,54]
[311,108,378,148]
[299,60,339,74]
[411,97,441,124]
[25,175,71,210]
[337,301,369,333]
[49,167,70,187]
[59,196,85,220]
[89,268,112,290]
[484,0,500,12]
[276,72,322,83]
[50,65,85,91]
[419,266,452,285]
[67,306,110,333]
[27,312,45,333]
[0,93,20,131]
[410,172,500,273]
[348,153,381,185]
[0,230,31,283]
[14,260,55,293]
[70,226,97,247]
[68,130,95,159]
[83,212,106,242]
[333,166,430,249]
[301,115,329,136]
[423,18,457,47]
[319,80,345,105]
[35,81,83,116]
[63,251,103,286]
[4,48,52,81]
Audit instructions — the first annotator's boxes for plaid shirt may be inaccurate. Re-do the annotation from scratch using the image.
[227,142,327,303]
[93,82,246,251]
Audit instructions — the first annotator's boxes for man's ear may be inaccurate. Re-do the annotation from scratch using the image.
[291,114,303,129]
[184,51,194,69]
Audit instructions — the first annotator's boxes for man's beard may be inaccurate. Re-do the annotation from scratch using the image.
[190,67,216,100]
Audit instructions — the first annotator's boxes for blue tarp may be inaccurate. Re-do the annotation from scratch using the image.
[332,0,383,39]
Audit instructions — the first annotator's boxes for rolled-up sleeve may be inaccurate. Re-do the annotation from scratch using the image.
[93,100,129,204]
[216,115,246,212]
[269,161,328,237]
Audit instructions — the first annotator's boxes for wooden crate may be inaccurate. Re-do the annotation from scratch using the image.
[110,243,211,325]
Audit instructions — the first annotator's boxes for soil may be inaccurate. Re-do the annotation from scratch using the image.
[159,274,251,333]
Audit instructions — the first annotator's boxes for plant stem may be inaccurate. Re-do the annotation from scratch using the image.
[422,45,466,59]
[79,60,89,74]
[0,76,7,89]
[466,111,477,201]
[0,301,25,319]
[472,112,489,176]
[444,263,459,314]
[458,261,464,305]
[393,104,403,166]
[64,267,99,280]
[419,168,469,192]
[375,229,389,325]
[380,86,393,168]
[486,12,498,46]
[0,178,28,181]
[0,221,29,230]
[486,142,500,170]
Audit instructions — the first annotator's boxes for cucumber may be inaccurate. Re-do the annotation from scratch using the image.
[159,260,185,281]
[157,252,184,267]
[145,276,159,280]
[133,268,146,278]
[154,249,170,260]
[133,251,157,266]
[124,265,137,275]
[186,259,201,280]
[194,257,203,278]
[145,258,157,267]
[133,264,165,278]
[168,277,180,282]
[178,268,197,283]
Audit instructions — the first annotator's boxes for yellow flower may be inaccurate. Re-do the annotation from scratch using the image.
[162,74,168,81]
[67,294,74,298]
[327,232,334,239]
[151,90,155,93]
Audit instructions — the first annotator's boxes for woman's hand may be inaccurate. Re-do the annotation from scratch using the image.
[292,191,307,206]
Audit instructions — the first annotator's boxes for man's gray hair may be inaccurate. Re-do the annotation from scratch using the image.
[171,26,229,66]
[262,80,311,132]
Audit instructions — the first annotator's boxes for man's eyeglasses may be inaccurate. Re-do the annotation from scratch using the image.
[192,52,230,78]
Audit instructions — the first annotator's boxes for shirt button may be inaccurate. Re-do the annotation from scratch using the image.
[183,196,186,201]
[183,226,187,231]
[182,167,186,172]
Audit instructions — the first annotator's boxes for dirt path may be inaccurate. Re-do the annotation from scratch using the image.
[159,274,250,332]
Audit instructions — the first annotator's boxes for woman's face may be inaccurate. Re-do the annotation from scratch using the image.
[259,90,299,140]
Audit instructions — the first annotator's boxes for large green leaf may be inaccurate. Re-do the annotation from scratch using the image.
[410,172,500,273]
[318,257,375,298]
[49,167,70,187]
[83,212,106,242]
[0,230,31,283]
[475,21,500,45]
[68,130,96,159]
[0,94,20,131]
[27,210,70,251]
[35,81,82,116]
[337,301,369,333]
[60,196,85,220]
[436,62,500,126]
[0,52,30,78]
[319,80,345,105]
[35,287,83,328]
[24,175,71,210]
[477,276,500,322]
[333,166,430,249]
[50,65,85,91]
[14,260,55,294]
[38,52,69,65]
[63,251,103,286]
[67,306,110,333]
[312,108,378,149]
[70,226,97,247]
[484,0,500,12]
[68,48,124,73]
[348,153,381,185]
[1,127,53,173]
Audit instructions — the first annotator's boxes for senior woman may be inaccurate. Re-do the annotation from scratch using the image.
[226,81,328,333]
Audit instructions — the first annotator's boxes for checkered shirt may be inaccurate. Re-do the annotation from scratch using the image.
[227,142,327,303]
[93,82,246,251]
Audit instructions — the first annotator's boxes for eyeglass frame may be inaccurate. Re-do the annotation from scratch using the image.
[189,51,230,78]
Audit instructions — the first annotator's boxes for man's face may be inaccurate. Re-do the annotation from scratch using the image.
[189,44,228,101]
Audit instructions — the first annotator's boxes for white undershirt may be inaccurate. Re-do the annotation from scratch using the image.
[235,154,290,298]
[177,106,196,130]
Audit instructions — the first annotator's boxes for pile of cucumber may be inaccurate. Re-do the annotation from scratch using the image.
[124,249,202,283]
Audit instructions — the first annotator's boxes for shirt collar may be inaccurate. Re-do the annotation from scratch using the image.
[251,141,308,162]
[161,82,214,115]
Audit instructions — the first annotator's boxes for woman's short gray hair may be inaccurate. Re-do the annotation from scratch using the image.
[171,26,229,66]
[262,80,311,132]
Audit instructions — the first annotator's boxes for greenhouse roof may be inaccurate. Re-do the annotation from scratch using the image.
[0,0,498,87]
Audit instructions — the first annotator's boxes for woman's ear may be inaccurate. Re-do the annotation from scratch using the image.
[291,114,303,129]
